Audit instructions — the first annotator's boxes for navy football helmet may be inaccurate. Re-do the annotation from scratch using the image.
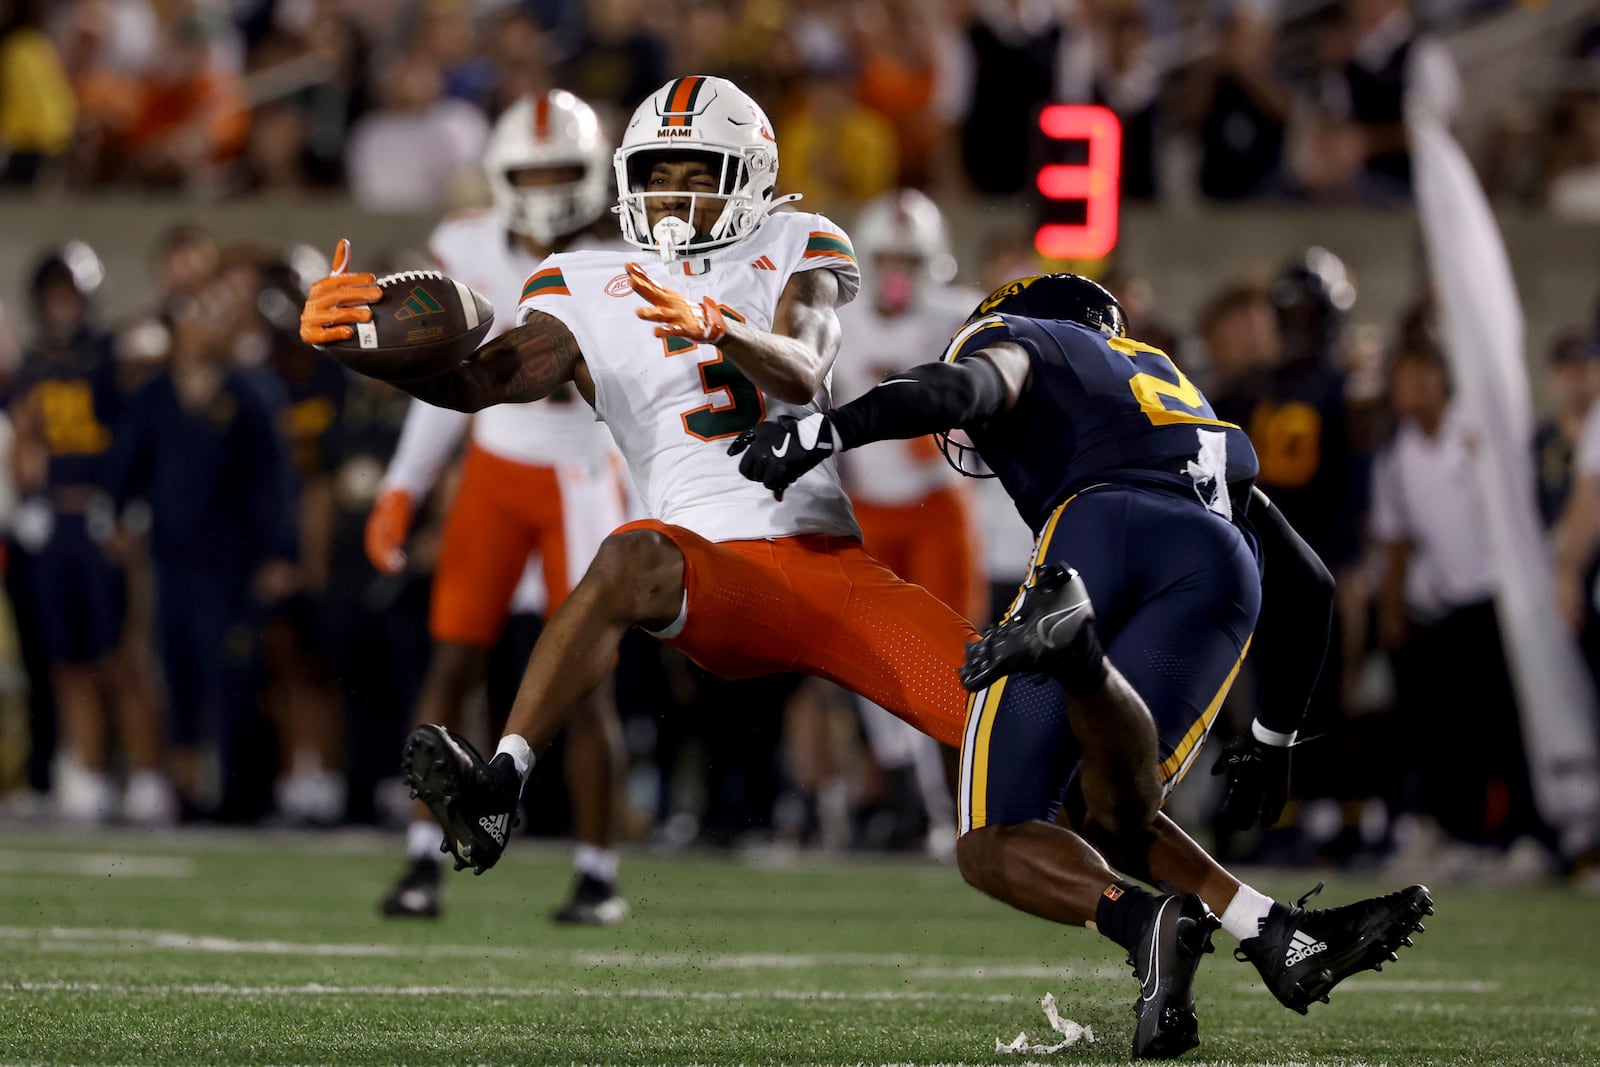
[970,273,1127,338]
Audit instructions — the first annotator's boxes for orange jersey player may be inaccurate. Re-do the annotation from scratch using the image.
[301,74,989,855]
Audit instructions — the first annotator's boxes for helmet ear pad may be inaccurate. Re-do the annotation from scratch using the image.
[970,274,1126,337]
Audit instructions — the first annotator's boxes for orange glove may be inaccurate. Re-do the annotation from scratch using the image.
[301,238,383,346]
[627,262,728,344]
[364,488,415,576]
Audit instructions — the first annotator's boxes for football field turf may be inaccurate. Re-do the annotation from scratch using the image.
[1,829,1596,1066]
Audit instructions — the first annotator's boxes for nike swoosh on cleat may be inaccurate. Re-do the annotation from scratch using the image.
[1142,897,1175,1002]
[1036,603,1089,645]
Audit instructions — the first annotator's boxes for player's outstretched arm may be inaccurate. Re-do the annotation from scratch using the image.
[629,264,840,404]
[398,311,586,413]
[728,344,1029,498]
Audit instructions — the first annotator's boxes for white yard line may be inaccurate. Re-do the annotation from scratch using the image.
[0,851,195,878]
[0,925,1098,973]
[0,979,1021,1004]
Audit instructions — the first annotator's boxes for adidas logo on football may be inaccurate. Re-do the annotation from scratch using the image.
[1284,929,1328,966]
[478,813,508,846]
[752,256,777,271]
[395,286,444,320]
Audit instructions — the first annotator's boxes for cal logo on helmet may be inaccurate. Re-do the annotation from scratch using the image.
[977,276,1044,316]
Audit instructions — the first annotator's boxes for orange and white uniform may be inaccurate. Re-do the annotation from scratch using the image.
[834,286,988,623]
[519,211,975,747]
[381,208,628,642]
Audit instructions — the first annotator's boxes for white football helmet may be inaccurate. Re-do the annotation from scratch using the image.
[852,189,957,285]
[484,91,612,244]
[614,76,798,261]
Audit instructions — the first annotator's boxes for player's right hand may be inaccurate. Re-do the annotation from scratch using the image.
[728,412,837,501]
[300,238,382,346]
[1211,727,1292,830]
[365,488,415,575]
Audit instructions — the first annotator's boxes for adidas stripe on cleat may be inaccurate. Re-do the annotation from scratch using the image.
[1238,882,1434,1014]
[401,725,522,876]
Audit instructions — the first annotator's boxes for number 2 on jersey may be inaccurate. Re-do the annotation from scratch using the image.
[663,305,766,441]
[1111,336,1233,429]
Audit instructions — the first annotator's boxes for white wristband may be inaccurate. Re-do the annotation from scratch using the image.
[1251,720,1297,748]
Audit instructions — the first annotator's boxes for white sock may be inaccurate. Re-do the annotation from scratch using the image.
[574,844,619,884]
[1220,884,1277,942]
[406,820,441,861]
[495,734,534,785]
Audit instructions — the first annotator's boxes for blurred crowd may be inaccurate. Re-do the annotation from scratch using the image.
[1,198,1597,890]
[3,0,1599,215]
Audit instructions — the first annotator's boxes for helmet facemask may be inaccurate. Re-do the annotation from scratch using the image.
[494,162,600,245]
[615,146,775,262]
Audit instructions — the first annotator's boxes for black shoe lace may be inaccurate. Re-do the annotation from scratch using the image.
[1296,881,1326,910]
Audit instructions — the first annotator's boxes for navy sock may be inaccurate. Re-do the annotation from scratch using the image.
[1095,880,1162,954]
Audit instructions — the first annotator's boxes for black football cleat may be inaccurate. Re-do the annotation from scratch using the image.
[550,873,630,926]
[1129,893,1219,1060]
[960,565,1099,692]
[1237,882,1433,1014]
[402,725,521,875]
[379,857,442,918]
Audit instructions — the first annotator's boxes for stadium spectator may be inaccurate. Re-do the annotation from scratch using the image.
[1535,331,1600,528]
[345,49,489,212]
[487,7,556,117]
[1300,0,1461,203]
[1182,2,1291,202]
[1196,280,1281,423]
[554,0,654,117]
[110,269,298,820]
[949,0,1074,196]
[0,0,76,185]
[776,60,899,215]
[1373,341,1545,853]
[112,10,250,189]
[849,0,949,189]
[1058,0,1163,199]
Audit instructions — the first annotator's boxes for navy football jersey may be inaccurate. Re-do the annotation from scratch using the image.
[14,330,123,491]
[943,313,1259,532]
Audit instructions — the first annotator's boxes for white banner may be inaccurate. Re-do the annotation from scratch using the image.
[1408,107,1600,856]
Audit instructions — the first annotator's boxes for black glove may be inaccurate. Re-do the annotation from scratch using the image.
[1211,726,1292,830]
[727,412,837,501]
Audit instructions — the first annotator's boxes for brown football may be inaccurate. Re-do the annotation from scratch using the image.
[325,269,494,383]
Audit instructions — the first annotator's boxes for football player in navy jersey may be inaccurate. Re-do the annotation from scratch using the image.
[732,273,1432,1059]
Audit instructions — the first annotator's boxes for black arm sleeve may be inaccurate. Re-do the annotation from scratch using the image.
[1248,487,1336,736]
[828,357,1009,451]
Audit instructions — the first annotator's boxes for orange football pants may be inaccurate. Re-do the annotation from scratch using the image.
[620,519,977,748]
[853,485,987,624]
[430,444,573,647]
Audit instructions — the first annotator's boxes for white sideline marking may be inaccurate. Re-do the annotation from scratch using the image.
[0,926,1084,972]
[0,852,195,878]
[0,979,1020,1004]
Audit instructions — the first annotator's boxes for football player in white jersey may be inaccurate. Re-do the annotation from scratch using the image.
[832,189,987,858]
[301,75,992,876]
[366,91,631,925]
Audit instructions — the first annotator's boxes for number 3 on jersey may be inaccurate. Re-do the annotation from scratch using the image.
[663,304,766,441]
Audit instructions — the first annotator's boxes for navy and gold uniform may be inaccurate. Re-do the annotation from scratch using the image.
[942,312,1263,834]
[12,330,127,665]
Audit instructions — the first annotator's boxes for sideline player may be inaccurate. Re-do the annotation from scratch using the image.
[365,91,630,924]
[833,189,985,854]
[733,273,1433,1056]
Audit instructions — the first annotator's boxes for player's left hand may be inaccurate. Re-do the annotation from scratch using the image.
[1211,727,1292,830]
[627,262,728,345]
[728,412,837,501]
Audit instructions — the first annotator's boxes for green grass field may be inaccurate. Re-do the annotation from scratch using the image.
[0,829,1596,1066]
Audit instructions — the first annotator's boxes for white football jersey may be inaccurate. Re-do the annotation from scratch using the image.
[833,285,983,505]
[519,211,861,543]
[430,209,620,468]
